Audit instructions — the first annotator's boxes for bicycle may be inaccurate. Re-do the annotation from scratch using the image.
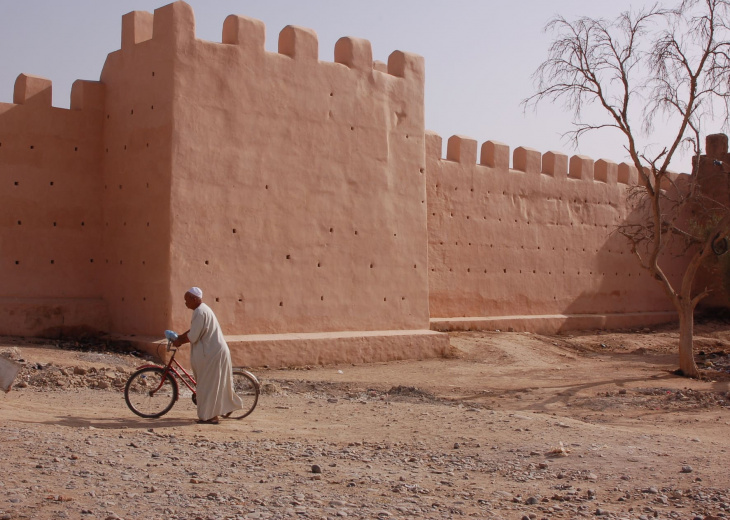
[124,330,260,419]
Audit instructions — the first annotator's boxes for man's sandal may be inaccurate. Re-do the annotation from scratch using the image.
[196,417,219,424]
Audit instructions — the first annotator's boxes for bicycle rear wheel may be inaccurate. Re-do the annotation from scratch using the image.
[125,366,178,418]
[227,369,260,419]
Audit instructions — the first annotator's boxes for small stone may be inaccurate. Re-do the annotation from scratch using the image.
[311,464,322,474]
[453,443,460,449]
[525,496,539,505]
[681,465,693,473]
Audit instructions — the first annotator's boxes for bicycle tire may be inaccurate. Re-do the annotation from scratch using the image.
[712,235,728,256]
[124,366,178,418]
[227,369,260,420]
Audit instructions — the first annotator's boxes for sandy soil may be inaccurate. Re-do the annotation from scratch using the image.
[1,322,729,520]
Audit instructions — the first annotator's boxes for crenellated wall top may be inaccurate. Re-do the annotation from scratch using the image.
[1,73,104,113]
[426,131,643,186]
[117,1,424,82]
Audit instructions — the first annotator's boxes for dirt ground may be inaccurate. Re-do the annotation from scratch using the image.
[1,321,730,520]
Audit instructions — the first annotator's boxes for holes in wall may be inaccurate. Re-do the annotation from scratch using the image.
[286,255,291,260]
[215,297,220,303]
[74,147,78,152]
[17,220,21,225]
[279,301,283,307]
[205,260,209,265]
[130,109,134,115]
[50,260,54,264]
[29,145,34,150]
[15,261,19,265]
[13,181,18,186]
[49,181,54,186]
[232,229,237,234]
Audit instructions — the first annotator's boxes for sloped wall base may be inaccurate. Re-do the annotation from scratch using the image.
[430,312,678,334]
[121,329,451,369]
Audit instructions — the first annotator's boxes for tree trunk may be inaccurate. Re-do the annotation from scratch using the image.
[677,302,699,378]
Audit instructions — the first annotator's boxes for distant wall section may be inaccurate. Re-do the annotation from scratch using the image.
[426,133,680,330]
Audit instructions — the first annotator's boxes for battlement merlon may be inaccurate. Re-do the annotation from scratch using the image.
[222,15,265,52]
[542,151,568,177]
[279,25,318,61]
[14,74,52,106]
[387,51,424,81]
[595,159,618,184]
[122,11,154,49]
[335,37,373,72]
[151,1,195,47]
[569,155,594,181]
[425,131,442,159]
[70,80,105,111]
[447,135,477,164]
[514,146,541,174]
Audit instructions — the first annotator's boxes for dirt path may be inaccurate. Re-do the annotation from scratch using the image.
[1,325,729,519]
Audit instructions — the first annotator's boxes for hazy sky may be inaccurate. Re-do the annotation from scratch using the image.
[0,0,713,173]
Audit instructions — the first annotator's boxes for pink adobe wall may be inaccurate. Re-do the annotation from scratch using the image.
[154,3,430,335]
[1,0,722,348]
[97,7,177,335]
[426,133,683,324]
[0,75,109,336]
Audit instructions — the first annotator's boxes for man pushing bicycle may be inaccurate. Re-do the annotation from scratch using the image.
[172,287,243,424]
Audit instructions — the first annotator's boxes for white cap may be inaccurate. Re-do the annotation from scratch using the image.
[187,287,203,298]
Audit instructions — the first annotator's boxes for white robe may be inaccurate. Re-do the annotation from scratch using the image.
[188,303,243,420]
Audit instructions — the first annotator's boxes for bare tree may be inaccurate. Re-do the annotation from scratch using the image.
[525,0,730,377]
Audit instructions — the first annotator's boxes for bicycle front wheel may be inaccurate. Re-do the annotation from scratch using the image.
[125,367,178,418]
[228,369,260,419]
